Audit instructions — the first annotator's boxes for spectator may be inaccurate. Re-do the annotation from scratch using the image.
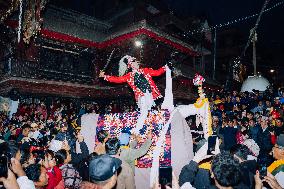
[80,154,121,189]
[230,144,257,188]
[219,118,238,151]
[248,119,261,143]
[105,138,136,189]
[17,124,31,143]
[25,164,49,189]
[55,149,82,189]
[211,152,249,189]
[274,118,284,136]
[119,131,152,172]
[94,130,109,155]
[43,150,64,189]
[267,134,284,188]
[258,116,273,166]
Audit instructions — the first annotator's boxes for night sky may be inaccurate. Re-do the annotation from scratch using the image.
[52,0,284,67]
[58,0,284,47]
[163,0,284,47]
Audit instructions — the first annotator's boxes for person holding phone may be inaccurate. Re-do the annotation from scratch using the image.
[266,134,284,188]
[179,139,220,188]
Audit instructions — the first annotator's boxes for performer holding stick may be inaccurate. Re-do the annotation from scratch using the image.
[99,55,167,134]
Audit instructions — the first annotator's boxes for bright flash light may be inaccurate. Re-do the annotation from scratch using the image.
[135,40,142,47]
[270,69,275,73]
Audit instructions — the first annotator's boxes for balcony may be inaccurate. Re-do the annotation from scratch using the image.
[0,58,94,85]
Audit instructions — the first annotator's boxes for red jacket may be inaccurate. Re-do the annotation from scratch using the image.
[104,66,166,101]
[45,166,63,189]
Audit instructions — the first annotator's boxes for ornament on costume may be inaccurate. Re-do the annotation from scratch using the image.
[193,74,206,101]
[118,55,139,76]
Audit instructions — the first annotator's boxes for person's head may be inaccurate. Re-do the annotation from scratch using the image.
[246,111,254,120]
[118,132,131,146]
[22,124,31,137]
[89,154,121,188]
[25,164,49,188]
[211,152,241,188]
[105,138,120,155]
[228,118,234,127]
[44,150,56,169]
[55,149,71,165]
[97,130,109,144]
[275,118,283,128]
[120,55,140,71]
[230,144,252,162]
[60,122,68,133]
[16,149,32,166]
[260,116,268,129]
[212,117,219,127]
[272,134,284,160]
[248,119,255,127]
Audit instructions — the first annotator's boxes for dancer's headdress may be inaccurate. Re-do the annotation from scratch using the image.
[118,55,138,76]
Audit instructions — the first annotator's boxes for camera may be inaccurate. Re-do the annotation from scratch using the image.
[0,156,8,178]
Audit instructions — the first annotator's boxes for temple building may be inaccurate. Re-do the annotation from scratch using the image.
[0,0,218,102]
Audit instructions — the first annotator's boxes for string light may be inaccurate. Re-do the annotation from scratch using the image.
[18,0,23,43]
[187,0,284,35]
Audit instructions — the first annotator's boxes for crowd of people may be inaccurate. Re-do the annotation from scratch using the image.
[0,86,283,189]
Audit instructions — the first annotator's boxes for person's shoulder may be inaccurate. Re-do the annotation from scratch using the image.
[120,159,134,175]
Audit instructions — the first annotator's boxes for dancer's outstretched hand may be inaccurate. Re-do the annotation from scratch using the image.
[99,71,105,77]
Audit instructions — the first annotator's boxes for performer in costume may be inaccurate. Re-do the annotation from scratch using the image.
[267,134,284,188]
[99,55,167,134]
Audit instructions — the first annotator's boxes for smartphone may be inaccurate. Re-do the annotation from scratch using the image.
[259,166,267,179]
[159,167,172,187]
[207,135,217,155]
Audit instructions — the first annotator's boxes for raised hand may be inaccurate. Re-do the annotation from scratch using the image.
[99,71,105,78]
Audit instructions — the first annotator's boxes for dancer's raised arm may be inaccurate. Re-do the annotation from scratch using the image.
[99,70,129,83]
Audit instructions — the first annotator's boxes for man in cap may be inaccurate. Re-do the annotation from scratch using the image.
[80,154,122,189]
[105,138,135,189]
[268,134,284,188]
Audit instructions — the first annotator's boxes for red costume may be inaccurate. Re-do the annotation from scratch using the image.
[104,67,166,101]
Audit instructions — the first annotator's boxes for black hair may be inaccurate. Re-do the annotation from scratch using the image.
[25,164,42,182]
[0,141,18,159]
[22,124,31,130]
[97,130,109,143]
[32,149,45,164]
[17,147,32,165]
[55,149,67,166]
[230,144,251,161]
[105,138,120,155]
[45,150,55,158]
[276,117,283,122]
[211,152,241,187]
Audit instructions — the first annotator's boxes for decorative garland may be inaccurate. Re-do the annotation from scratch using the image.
[268,160,284,174]
[194,98,208,109]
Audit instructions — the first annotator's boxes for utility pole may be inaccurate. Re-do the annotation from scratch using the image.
[213,28,217,80]
[251,30,257,76]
